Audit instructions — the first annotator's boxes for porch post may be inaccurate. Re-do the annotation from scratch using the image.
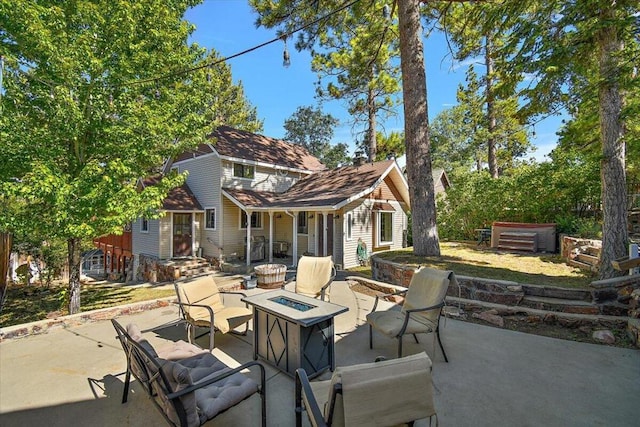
[292,212,298,267]
[321,212,327,256]
[245,210,252,266]
[268,212,274,263]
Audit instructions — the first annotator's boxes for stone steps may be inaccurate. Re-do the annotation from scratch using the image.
[520,295,600,315]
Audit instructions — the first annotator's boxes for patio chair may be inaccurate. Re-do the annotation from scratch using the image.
[282,255,336,301]
[174,275,253,351]
[366,266,456,360]
[111,319,266,427]
[295,352,436,427]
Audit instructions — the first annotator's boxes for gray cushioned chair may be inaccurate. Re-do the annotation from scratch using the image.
[112,319,266,427]
[295,352,437,427]
[366,266,456,360]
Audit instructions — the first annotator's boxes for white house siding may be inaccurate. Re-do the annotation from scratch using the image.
[174,154,223,259]
[132,217,160,258]
[220,160,299,192]
[159,215,172,259]
[343,200,373,269]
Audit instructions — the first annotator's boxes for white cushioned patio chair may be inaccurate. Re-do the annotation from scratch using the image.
[295,352,437,427]
[174,275,253,351]
[282,255,336,301]
[366,266,456,360]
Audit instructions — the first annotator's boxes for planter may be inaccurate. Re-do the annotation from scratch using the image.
[255,264,287,289]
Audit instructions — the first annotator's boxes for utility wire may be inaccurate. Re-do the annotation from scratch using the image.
[126,0,362,87]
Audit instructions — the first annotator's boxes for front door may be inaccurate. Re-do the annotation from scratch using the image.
[173,213,192,257]
[326,214,334,257]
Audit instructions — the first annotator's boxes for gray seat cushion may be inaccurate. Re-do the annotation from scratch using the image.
[175,353,259,425]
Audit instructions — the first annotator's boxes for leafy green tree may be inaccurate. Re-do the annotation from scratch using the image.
[251,0,442,256]
[283,105,349,168]
[0,0,260,313]
[492,0,639,278]
[428,2,532,178]
[375,130,405,162]
[252,0,401,162]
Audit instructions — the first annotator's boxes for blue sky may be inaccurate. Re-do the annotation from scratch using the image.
[185,0,564,163]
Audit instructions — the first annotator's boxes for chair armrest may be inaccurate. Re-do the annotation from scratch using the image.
[396,301,445,337]
[220,291,249,307]
[168,360,265,400]
[371,288,408,311]
[173,301,215,322]
[295,368,327,427]
[404,301,445,314]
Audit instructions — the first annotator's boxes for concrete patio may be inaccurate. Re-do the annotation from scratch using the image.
[1,278,638,426]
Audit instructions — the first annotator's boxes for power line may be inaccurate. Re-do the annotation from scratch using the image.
[126,0,362,87]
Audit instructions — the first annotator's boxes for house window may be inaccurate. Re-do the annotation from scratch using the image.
[240,212,262,229]
[378,211,393,245]
[297,211,308,234]
[233,163,255,179]
[140,218,149,233]
[205,208,216,230]
[346,212,353,240]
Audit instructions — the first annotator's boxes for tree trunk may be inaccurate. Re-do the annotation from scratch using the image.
[0,232,13,313]
[597,6,628,279]
[398,0,440,257]
[367,86,377,162]
[68,237,82,314]
[485,33,498,178]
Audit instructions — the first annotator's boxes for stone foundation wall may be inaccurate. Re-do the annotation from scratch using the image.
[137,254,178,284]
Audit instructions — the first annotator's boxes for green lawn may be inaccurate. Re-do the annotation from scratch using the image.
[1,241,592,327]
[373,241,593,288]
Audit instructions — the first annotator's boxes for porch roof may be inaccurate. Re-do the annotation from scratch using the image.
[222,159,409,211]
[141,175,203,211]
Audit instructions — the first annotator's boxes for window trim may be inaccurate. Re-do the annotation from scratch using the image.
[233,162,255,180]
[239,211,263,230]
[140,217,149,233]
[205,207,216,230]
[346,212,353,240]
[377,211,394,245]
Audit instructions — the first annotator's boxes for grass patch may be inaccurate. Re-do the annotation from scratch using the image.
[0,282,175,327]
[374,241,594,288]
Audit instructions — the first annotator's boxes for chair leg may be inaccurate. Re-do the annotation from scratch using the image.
[187,323,195,344]
[369,324,373,349]
[208,324,215,351]
[398,336,403,358]
[122,369,131,404]
[413,333,419,344]
[436,328,448,362]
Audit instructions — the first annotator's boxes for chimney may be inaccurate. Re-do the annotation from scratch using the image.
[353,151,365,166]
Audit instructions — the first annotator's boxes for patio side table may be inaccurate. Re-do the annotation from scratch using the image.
[242,290,348,379]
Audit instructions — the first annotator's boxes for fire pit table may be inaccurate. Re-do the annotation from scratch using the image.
[242,289,348,379]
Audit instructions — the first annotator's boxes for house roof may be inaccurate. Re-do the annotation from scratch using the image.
[174,126,326,173]
[140,176,203,212]
[223,159,410,211]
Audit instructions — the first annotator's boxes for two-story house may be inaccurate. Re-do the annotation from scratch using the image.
[130,126,410,279]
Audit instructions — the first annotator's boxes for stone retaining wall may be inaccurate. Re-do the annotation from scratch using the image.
[0,298,174,342]
[370,254,640,317]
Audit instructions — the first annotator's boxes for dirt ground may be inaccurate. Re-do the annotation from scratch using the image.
[349,283,635,349]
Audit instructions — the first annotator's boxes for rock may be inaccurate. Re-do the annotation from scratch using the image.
[627,318,640,347]
[443,306,466,319]
[592,329,615,344]
[507,285,523,292]
[472,311,505,327]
